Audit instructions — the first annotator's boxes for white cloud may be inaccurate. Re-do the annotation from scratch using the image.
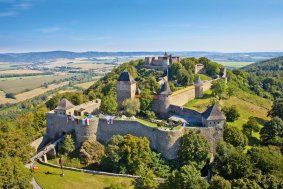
[0,0,36,17]
[37,27,61,34]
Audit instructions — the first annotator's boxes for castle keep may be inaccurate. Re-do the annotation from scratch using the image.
[46,59,227,159]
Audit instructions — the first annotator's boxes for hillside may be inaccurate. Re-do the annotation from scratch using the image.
[241,56,283,76]
[184,89,272,145]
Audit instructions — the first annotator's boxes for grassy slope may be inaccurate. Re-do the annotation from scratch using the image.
[34,163,134,189]
[184,89,272,145]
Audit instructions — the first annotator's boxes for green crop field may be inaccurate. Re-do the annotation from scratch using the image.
[0,75,70,94]
[217,61,254,68]
[33,163,134,189]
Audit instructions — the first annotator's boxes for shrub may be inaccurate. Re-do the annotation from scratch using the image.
[222,105,240,122]
[224,126,248,148]
[80,139,105,165]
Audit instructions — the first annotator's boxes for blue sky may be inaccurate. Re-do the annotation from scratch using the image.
[0,0,282,52]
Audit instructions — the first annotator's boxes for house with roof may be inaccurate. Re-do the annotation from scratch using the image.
[202,104,226,127]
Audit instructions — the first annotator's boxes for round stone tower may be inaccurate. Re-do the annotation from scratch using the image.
[157,81,172,118]
[116,70,137,109]
[74,118,99,145]
[194,76,203,98]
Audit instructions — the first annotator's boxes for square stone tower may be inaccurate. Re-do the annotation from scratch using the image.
[116,70,136,109]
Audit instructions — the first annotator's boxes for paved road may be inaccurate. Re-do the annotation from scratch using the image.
[26,137,64,189]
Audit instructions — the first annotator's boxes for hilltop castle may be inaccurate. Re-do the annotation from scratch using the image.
[46,61,227,159]
[115,70,226,127]
[144,52,182,70]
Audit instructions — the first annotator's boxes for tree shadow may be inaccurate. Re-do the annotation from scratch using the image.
[254,117,267,126]
[201,93,212,99]
[44,171,60,176]
[248,136,261,146]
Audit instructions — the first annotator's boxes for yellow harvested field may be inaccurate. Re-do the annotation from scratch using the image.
[75,81,95,89]
[0,69,43,74]
[0,74,69,94]
[0,90,17,104]
[71,63,114,70]
[40,58,114,70]
[15,81,69,102]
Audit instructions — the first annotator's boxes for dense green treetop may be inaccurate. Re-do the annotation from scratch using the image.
[178,130,210,167]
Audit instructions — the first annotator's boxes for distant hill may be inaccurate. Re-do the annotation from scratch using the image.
[1,51,283,63]
[241,56,283,76]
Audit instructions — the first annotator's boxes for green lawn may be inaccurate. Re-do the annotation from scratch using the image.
[33,163,134,189]
[217,61,254,68]
[196,74,212,81]
[136,118,158,127]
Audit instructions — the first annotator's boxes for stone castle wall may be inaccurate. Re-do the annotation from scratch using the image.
[96,119,223,159]
[46,113,74,140]
[46,115,223,159]
[96,119,184,159]
[169,80,213,107]
[46,113,99,145]
[73,119,99,145]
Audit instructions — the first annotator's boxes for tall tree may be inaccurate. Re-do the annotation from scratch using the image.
[213,141,253,179]
[134,165,159,189]
[122,98,140,116]
[58,134,75,155]
[0,157,32,189]
[105,135,152,175]
[268,99,283,119]
[211,79,226,100]
[222,105,240,122]
[209,176,231,189]
[101,94,118,115]
[224,126,248,148]
[166,164,209,189]
[179,130,210,167]
[260,117,283,146]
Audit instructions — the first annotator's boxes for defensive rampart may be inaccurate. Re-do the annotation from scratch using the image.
[170,80,213,106]
[96,119,183,159]
[96,119,223,159]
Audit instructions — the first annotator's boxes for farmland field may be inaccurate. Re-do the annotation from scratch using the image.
[75,81,96,89]
[0,90,17,104]
[0,69,43,75]
[217,61,254,68]
[15,81,69,102]
[70,62,114,70]
[0,74,70,94]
